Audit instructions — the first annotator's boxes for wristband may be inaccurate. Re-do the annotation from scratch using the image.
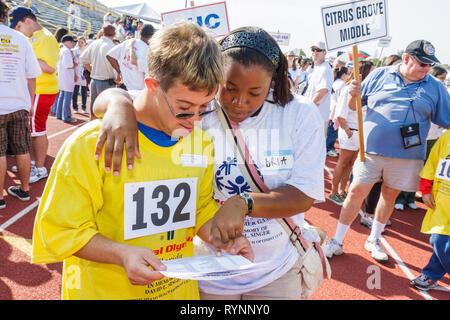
[238,192,254,215]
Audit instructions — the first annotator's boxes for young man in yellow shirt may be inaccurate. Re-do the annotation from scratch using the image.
[411,130,450,290]
[32,21,253,300]
[9,6,59,186]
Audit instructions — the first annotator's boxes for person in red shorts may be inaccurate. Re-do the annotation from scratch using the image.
[9,6,59,184]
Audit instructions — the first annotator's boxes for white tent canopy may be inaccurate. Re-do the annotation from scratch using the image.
[111,2,161,24]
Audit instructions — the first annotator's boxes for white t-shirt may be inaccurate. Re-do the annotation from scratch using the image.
[107,39,149,90]
[114,24,127,41]
[57,46,75,92]
[104,14,113,25]
[329,78,346,121]
[305,61,333,122]
[427,123,445,141]
[197,96,326,295]
[288,67,300,84]
[0,25,41,114]
[72,47,87,86]
[335,86,366,129]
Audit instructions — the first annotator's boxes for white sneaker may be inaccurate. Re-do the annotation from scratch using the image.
[325,238,343,258]
[407,202,418,210]
[360,215,390,231]
[29,167,48,184]
[11,161,35,173]
[364,238,388,262]
[327,150,338,157]
[394,203,404,211]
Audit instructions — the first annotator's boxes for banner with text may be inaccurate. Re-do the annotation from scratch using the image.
[268,32,290,46]
[321,0,388,51]
[161,2,230,38]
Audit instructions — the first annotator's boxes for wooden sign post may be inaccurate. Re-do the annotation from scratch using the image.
[352,45,365,162]
[321,0,389,162]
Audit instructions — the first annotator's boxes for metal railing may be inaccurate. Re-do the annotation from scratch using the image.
[26,0,92,35]
[74,0,111,14]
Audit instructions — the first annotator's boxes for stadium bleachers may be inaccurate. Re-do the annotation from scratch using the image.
[6,0,112,36]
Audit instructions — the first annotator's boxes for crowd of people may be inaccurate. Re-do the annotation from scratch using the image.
[0,0,449,300]
[0,3,156,193]
[103,11,144,41]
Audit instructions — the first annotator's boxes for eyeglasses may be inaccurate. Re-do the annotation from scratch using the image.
[311,48,324,52]
[411,56,435,68]
[160,87,216,119]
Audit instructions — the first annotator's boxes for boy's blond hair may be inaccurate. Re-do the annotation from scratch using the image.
[147,20,223,95]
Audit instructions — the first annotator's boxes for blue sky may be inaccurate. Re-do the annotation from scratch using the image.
[100,0,449,65]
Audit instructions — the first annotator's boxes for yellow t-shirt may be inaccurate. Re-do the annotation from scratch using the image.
[419,130,450,235]
[32,120,218,299]
[30,28,59,94]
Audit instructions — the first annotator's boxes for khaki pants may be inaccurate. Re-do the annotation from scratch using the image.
[199,256,303,300]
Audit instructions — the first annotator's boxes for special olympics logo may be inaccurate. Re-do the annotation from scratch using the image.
[214,156,264,195]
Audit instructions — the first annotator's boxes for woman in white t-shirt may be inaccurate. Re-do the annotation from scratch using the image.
[328,61,373,206]
[327,66,349,158]
[92,27,326,300]
[296,58,310,96]
[286,51,300,89]
[72,36,88,113]
[329,66,349,125]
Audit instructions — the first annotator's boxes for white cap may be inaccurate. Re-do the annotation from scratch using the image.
[311,41,326,50]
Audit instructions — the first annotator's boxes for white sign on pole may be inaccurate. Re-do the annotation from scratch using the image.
[161,2,230,38]
[377,36,392,47]
[321,0,389,51]
[268,32,290,46]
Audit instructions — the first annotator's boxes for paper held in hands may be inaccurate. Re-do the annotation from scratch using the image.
[160,254,268,280]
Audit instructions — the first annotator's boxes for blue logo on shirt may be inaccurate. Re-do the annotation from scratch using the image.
[215,157,264,195]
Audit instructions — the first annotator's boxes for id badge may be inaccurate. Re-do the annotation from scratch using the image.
[400,123,421,149]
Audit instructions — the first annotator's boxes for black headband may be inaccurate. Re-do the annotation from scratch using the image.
[220,27,280,69]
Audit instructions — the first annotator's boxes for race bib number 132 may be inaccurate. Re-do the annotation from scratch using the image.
[124,178,198,240]
[435,158,450,182]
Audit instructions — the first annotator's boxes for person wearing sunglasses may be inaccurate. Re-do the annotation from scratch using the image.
[326,40,449,263]
[91,26,327,300]
[305,41,334,137]
[31,21,254,300]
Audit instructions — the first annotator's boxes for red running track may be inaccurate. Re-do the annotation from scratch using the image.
[0,113,448,300]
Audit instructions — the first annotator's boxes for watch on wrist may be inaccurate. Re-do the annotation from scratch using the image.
[239,192,254,215]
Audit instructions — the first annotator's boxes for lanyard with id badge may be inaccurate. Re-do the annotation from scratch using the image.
[400,83,422,149]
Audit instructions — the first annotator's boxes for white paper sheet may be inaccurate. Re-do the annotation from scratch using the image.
[160,254,268,280]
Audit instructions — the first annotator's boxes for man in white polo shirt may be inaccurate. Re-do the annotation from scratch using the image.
[106,24,155,91]
[80,24,118,119]
[305,41,334,137]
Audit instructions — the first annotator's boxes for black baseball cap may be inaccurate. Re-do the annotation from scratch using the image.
[9,6,34,29]
[61,35,76,43]
[405,40,440,64]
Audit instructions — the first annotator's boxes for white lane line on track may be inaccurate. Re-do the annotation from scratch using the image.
[324,165,432,300]
[47,121,87,139]
[0,200,40,231]
[379,235,432,300]
[2,120,88,232]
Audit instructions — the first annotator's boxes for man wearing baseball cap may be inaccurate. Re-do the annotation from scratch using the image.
[326,39,449,263]
[305,40,334,138]
[55,35,77,124]
[9,6,59,185]
[405,40,440,65]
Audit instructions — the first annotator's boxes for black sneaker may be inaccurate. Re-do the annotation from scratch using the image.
[7,186,30,201]
[0,199,5,209]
